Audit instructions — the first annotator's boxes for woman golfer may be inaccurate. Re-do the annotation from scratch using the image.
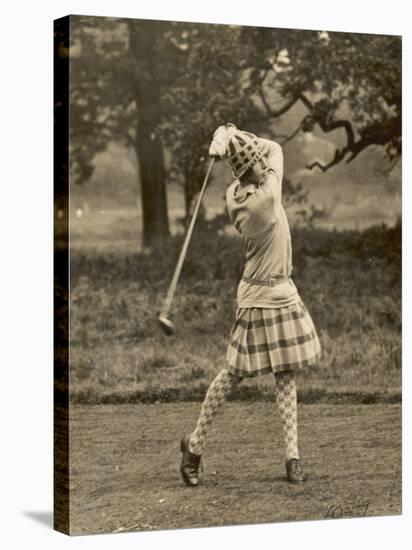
[180,123,321,486]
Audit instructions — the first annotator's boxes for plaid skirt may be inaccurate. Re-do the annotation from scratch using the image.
[226,299,321,377]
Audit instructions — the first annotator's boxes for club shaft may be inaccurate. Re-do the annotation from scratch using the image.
[161,157,215,316]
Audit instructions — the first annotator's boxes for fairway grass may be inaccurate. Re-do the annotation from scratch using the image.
[68,403,401,535]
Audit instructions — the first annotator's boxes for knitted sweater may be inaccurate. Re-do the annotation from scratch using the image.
[225,139,300,308]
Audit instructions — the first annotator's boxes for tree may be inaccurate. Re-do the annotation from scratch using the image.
[240,28,401,171]
[158,26,401,214]
[70,18,401,246]
[157,23,261,215]
[127,20,169,245]
[70,16,171,247]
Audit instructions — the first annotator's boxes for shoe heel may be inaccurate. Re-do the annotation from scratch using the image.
[180,438,186,453]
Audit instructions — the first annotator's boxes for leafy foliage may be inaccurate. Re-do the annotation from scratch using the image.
[69,17,133,182]
[69,17,401,231]
[239,28,401,171]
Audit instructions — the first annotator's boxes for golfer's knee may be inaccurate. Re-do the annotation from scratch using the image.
[275,370,294,386]
[224,368,243,384]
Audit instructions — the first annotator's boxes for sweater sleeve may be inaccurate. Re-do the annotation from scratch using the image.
[259,139,283,214]
[259,138,284,182]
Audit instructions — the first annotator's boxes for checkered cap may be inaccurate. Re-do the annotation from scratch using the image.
[227,130,268,178]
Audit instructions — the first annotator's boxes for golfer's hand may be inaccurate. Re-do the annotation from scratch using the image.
[208,141,225,159]
[208,123,237,158]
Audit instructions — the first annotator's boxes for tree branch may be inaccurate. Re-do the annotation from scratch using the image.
[299,93,355,148]
[257,69,273,117]
[299,92,363,172]
[305,134,389,172]
[267,94,301,118]
[252,66,302,120]
[306,148,348,172]
[244,94,301,127]
[278,122,303,145]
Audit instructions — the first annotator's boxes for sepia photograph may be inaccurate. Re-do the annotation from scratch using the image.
[54,14,401,536]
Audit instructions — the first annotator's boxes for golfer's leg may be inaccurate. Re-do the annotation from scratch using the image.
[274,371,299,460]
[189,368,241,456]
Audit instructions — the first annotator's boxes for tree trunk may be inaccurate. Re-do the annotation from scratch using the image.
[183,169,194,223]
[133,123,169,248]
[128,21,169,248]
[183,168,204,225]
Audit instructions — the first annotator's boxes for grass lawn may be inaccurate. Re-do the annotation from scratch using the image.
[60,223,401,535]
[68,402,401,535]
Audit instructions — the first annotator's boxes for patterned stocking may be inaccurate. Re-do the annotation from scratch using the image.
[275,371,299,460]
[189,369,240,456]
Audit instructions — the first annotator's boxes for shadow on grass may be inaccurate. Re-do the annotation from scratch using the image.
[67,385,401,406]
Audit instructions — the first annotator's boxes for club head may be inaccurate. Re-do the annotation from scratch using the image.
[158,314,176,336]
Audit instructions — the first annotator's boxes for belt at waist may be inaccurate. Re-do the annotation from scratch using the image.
[242,275,290,287]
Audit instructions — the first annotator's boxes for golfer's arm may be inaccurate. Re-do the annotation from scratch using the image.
[261,138,284,180]
[259,139,283,210]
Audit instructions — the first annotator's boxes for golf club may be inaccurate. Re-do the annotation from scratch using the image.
[158,156,216,335]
